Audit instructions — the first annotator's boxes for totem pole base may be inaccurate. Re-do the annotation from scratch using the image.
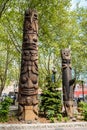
[64,101,74,118]
[24,106,37,121]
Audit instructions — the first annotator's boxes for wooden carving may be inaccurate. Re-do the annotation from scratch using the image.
[61,48,75,118]
[18,9,38,121]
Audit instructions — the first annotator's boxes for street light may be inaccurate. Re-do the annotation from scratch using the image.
[52,66,57,83]
[81,80,84,101]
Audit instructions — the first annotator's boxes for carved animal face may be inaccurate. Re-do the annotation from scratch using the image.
[24,33,38,44]
[61,49,71,60]
[25,9,38,23]
[24,9,38,34]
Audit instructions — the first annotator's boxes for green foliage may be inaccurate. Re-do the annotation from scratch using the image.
[50,117,55,123]
[46,109,55,123]
[46,110,55,120]
[0,0,71,94]
[63,117,69,122]
[0,0,87,109]
[40,75,62,121]
[0,97,12,122]
[78,101,87,121]
[57,113,62,122]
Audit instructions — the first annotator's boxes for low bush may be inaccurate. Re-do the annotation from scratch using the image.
[40,79,62,122]
[0,97,12,122]
[78,101,87,121]
[57,113,62,122]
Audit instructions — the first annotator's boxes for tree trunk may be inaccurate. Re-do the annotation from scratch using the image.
[18,9,38,121]
[0,82,4,96]
[0,44,9,96]
[61,48,75,118]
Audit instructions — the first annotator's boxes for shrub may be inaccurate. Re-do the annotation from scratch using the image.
[50,117,55,123]
[57,113,62,122]
[0,97,12,122]
[63,117,69,122]
[46,110,54,120]
[40,75,62,122]
[78,101,87,121]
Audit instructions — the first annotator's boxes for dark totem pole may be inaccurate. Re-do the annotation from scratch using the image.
[18,9,38,121]
[61,49,75,118]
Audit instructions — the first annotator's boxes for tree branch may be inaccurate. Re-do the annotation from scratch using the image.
[0,0,10,18]
[6,17,22,51]
[1,21,21,53]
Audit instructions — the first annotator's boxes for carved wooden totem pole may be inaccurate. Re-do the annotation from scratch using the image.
[18,9,38,121]
[61,49,75,118]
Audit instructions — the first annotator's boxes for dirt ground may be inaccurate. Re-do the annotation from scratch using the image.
[0,116,50,124]
[0,114,84,124]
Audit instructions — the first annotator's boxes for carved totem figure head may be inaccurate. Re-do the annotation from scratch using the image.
[61,48,71,60]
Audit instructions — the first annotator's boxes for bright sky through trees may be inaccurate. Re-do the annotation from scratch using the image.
[71,0,87,9]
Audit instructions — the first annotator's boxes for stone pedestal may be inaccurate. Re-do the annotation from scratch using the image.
[24,106,37,121]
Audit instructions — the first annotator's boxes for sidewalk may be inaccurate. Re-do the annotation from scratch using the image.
[0,122,87,130]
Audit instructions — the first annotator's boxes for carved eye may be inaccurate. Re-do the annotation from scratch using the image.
[34,14,37,17]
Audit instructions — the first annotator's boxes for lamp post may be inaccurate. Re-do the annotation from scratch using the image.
[81,80,84,101]
[52,66,57,83]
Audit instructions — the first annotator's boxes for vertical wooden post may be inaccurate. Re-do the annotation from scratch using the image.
[61,48,75,118]
[82,81,84,101]
[18,9,38,121]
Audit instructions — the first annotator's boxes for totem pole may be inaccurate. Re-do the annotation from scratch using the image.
[61,48,75,118]
[18,9,38,121]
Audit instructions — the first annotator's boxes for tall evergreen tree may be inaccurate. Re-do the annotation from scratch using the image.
[40,75,62,120]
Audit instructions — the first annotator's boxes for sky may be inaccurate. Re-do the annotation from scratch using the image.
[71,0,87,9]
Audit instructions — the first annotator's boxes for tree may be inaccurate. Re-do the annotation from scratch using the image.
[0,20,20,95]
[0,42,11,96]
[0,0,71,95]
[40,75,62,121]
[71,7,87,80]
[0,0,87,101]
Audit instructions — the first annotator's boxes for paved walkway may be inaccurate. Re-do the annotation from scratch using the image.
[0,122,87,130]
